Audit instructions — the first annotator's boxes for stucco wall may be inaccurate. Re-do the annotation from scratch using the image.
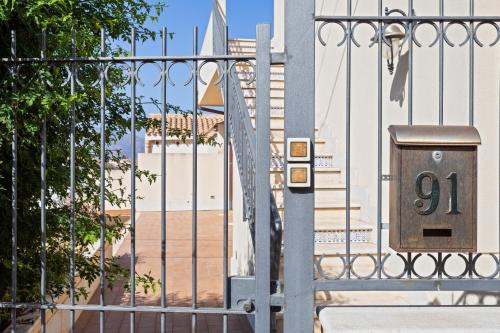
[312,0,499,254]
[107,148,225,212]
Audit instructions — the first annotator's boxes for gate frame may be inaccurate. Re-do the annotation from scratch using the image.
[283,0,316,332]
[281,0,500,332]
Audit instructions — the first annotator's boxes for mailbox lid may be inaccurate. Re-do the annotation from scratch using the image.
[388,125,481,146]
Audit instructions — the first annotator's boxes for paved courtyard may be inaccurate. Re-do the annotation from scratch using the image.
[75,211,252,333]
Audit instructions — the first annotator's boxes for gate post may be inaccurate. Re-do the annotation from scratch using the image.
[255,23,272,332]
[283,0,315,332]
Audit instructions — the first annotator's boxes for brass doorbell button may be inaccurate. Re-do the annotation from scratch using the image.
[287,138,311,162]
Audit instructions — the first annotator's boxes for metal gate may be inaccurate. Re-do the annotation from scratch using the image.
[0,2,281,332]
[2,0,500,332]
[280,0,500,332]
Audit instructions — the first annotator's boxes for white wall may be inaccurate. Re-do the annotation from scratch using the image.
[230,149,256,276]
[313,0,499,254]
[272,0,284,52]
[107,147,225,212]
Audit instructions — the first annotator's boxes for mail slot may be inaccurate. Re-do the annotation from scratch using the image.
[388,125,481,252]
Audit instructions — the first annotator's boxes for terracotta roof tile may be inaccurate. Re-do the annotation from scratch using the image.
[147,114,224,137]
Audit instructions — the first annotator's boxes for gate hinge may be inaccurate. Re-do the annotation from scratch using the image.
[230,276,282,312]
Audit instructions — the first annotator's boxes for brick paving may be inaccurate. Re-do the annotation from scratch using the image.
[75,211,252,333]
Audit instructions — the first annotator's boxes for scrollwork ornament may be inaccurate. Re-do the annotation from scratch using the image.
[472,253,500,279]
[166,60,194,86]
[441,253,470,279]
[316,253,347,280]
[410,253,439,279]
[443,21,471,47]
[43,64,72,88]
[229,60,256,85]
[74,63,102,88]
[381,253,409,279]
[473,21,500,47]
[349,254,378,279]
[351,21,379,48]
[104,62,132,87]
[135,61,163,87]
[317,21,348,47]
[412,21,440,47]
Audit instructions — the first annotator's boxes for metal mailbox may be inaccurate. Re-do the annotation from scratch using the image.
[388,125,481,252]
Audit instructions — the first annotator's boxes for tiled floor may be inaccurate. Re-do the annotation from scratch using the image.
[75,211,252,333]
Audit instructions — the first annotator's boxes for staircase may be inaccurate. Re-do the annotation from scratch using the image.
[228,38,376,256]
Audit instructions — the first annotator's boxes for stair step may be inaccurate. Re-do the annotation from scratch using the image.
[251,116,284,128]
[229,38,256,43]
[315,218,372,231]
[312,201,362,209]
[315,242,379,255]
[277,200,360,208]
[230,50,256,55]
[271,154,333,169]
[271,168,342,187]
[242,86,284,91]
[236,63,284,73]
[269,140,328,154]
[244,81,285,89]
[314,168,344,186]
[246,99,284,110]
[269,129,320,140]
[269,127,319,132]
[242,90,284,98]
[237,72,284,83]
[272,183,345,191]
[272,183,346,202]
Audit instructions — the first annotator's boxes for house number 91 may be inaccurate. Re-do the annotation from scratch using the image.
[414,171,460,215]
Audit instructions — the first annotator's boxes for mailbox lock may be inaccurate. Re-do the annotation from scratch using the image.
[432,151,443,163]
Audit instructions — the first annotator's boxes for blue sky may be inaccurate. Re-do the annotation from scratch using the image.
[136,0,274,112]
[117,0,274,155]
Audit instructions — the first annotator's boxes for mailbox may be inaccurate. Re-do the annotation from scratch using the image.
[388,125,481,252]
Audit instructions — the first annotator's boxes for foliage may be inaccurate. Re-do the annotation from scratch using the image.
[0,0,182,329]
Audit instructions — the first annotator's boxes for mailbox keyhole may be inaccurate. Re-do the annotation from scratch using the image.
[432,151,443,163]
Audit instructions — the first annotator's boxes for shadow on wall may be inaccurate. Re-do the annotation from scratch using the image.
[390,51,409,107]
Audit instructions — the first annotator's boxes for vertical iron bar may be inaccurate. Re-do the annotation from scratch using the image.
[10,29,17,333]
[130,27,137,333]
[40,30,47,333]
[438,253,443,279]
[408,0,414,125]
[407,253,412,278]
[345,0,352,279]
[469,0,475,126]
[69,29,76,333]
[376,0,383,279]
[222,25,229,333]
[283,0,315,330]
[99,28,106,333]
[439,0,444,125]
[191,26,199,333]
[255,23,271,332]
[469,0,475,279]
[160,26,168,333]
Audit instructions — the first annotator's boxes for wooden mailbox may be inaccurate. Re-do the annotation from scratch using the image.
[388,125,481,252]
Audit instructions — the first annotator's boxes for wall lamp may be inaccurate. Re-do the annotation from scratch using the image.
[380,7,407,75]
[383,24,406,75]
